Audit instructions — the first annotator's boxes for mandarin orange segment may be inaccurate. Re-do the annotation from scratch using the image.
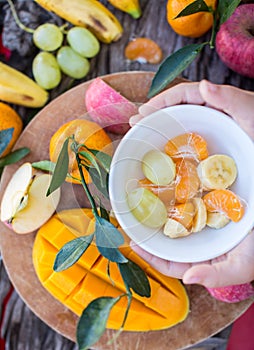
[49,119,113,184]
[203,189,244,223]
[168,202,195,229]
[124,37,163,64]
[138,178,175,206]
[174,159,200,203]
[165,132,209,161]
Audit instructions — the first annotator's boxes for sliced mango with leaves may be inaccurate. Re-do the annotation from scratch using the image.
[33,208,189,331]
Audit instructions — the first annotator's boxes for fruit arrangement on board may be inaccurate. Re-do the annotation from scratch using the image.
[127,132,245,237]
[0,77,191,349]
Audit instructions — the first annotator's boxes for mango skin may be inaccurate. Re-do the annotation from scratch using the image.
[33,208,189,331]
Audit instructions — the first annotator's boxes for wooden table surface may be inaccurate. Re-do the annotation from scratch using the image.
[0,1,254,349]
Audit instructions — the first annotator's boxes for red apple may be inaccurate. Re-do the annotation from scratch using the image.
[215,4,254,79]
[85,77,138,134]
[206,283,254,303]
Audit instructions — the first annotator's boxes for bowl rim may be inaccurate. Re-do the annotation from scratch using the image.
[109,104,254,263]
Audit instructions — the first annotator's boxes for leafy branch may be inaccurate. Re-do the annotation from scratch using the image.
[148,0,241,98]
[46,136,151,349]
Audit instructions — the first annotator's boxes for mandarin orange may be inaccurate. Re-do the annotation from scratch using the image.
[175,159,200,203]
[203,189,244,223]
[167,0,217,38]
[49,119,113,184]
[0,102,23,157]
[125,37,163,64]
[168,202,195,229]
[138,178,175,205]
[165,132,209,161]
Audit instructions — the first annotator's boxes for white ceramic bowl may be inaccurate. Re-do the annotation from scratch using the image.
[109,105,254,263]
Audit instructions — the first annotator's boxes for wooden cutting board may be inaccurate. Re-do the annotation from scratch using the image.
[0,71,252,350]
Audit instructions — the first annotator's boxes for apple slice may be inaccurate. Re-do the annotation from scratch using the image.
[1,162,61,234]
[1,162,33,222]
[85,77,138,134]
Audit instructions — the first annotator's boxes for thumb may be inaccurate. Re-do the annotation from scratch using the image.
[199,80,254,139]
[182,258,253,288]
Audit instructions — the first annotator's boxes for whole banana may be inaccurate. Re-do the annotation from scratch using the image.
[34,0,123,43]
[107,0,141,19]
[0,62,48,108]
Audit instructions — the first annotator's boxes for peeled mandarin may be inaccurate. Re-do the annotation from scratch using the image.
[165,132,209,161]
[203,189,244,223]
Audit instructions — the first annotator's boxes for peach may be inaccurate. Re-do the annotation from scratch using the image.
[85,77,138,134]
[206,283,254,303]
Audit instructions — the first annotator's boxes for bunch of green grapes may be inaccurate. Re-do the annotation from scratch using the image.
[32,24,100,90]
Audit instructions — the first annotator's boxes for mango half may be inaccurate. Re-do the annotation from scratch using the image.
[33,208,189,331]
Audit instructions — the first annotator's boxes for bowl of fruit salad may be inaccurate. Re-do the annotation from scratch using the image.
[109,104,254,263]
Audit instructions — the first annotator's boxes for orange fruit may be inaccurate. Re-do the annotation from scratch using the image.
[203,189,244,223]
[165,132,209,161]
[0,102,23,157]
[49,119,113,184]
[166,0,217,38]
[124,37,163,64]
[175,159,200,203]
[138,178,175,205]
[168,202,195,229]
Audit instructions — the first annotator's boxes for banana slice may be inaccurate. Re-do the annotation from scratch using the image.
[163,218,190,238]
[197,154,237,190]
[191,197,207,233]
[206,212,230,229]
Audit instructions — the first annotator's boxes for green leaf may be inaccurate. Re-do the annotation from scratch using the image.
[47,137,69,196]
[0,147,30,167]
[217,0,240,25]
[85,147,112,173]
[148,43,206,98]
[53,234,94,272]
[175,0,210,18]
[0,128,14,156]
[118,260,151,297]
[32,160,55,173]
[95,216,128,263]
[79,150,102,179]
[99,204,110,221]
[85,164,109,199]
[77,296,120,350]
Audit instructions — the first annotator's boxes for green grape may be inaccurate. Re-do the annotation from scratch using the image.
[142,150,176,186]
[67,27,100,58]
[32,52,61,90]
[127,187,167,228]
[57,46,90,79]
[33,23,64,51]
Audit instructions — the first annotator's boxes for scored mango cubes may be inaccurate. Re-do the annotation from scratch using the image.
[33,208,189,331]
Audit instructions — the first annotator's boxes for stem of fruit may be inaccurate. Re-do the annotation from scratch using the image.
[209,7,219,49]
[75,152,100,218]
[6,0,35,34]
